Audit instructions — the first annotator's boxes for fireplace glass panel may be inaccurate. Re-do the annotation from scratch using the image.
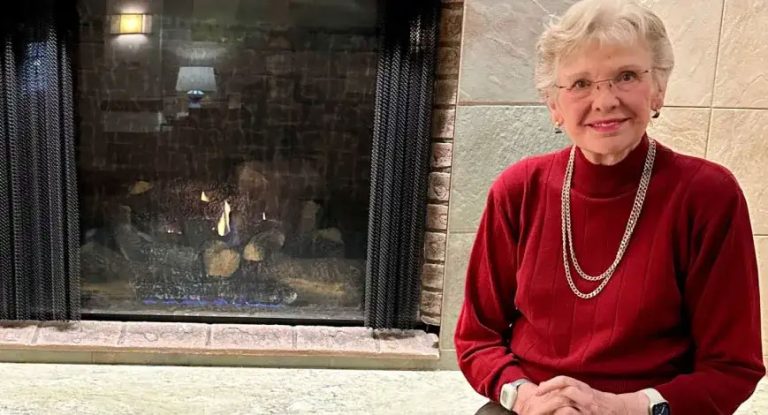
[76,0,378,321]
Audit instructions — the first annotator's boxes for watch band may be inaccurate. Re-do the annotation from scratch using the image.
[499,378,531,411]
[640,388,669,415]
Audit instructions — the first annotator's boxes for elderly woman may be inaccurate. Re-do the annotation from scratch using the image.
[454,0,764,414]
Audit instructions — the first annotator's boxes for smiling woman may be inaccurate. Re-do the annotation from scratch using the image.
[454,0,764,414]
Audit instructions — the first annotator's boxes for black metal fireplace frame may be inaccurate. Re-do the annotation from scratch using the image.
[2,0,441,330]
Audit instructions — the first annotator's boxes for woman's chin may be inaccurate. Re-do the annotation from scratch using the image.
[583,133,642,151]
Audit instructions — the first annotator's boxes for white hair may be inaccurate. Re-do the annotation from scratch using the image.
[534,0,675,99]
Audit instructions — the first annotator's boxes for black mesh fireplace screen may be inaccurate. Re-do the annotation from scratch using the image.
[365,0,440,329]
[0,1,80,320]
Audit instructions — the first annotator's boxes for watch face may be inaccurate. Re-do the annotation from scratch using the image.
[652,402,670,415]
[500,388,510,404]
[498,384,517,411]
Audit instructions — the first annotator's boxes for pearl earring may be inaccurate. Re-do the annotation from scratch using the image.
[652,109,660,119]
[554,122,563,134]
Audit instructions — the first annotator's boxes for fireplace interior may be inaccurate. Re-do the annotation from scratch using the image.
[76,0,380,322]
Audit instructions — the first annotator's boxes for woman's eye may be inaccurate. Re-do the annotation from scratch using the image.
[617,71,639,82]
[570,80,590,90]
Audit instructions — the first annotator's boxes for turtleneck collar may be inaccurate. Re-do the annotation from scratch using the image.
[569,134,651,198]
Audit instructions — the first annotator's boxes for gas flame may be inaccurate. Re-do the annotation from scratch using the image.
[217,200,232,237]
[201,191,210,202]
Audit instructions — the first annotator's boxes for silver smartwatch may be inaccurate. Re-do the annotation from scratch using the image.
[640,388,670,415]
[499,378,531,411]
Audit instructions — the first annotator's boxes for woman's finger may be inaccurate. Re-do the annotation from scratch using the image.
[553,407,581,415]
[524,392,577,415]
[536,376,583,396]
[555,385,593,408]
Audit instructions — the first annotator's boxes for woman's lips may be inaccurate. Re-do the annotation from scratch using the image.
[587,118,628,133]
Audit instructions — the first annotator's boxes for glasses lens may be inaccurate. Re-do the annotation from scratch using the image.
[614,72,643,91]
[568,87,592,99]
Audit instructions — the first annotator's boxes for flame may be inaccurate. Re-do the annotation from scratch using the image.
[201,191,210,202]
[217,200,232,237]
[262,212,266,221]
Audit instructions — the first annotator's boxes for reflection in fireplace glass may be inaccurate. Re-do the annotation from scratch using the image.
[76,0,379,321]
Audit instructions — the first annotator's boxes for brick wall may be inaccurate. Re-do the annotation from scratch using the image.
[419,0,463,326]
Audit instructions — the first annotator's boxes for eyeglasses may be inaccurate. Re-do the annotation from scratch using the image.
[554,69,651,100]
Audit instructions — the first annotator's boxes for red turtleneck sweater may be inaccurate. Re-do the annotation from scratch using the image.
[454,136,764,414]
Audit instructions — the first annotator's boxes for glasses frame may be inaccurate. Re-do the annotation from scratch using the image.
[553,69,652,98]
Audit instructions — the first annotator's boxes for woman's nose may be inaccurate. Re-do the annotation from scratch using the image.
[591,82,620,111]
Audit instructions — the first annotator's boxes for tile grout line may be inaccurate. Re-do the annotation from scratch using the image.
[29,324,41,345]
[705,0,728,160]
[705,108,714,160]
[708,0,728,110]
[117,322,127,346]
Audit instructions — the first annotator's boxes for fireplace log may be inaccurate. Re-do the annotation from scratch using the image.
[243,228,286,262]
[286,227,345,258]
[202,241,241,278]
[260,255,364,307]
[147,243,200,269]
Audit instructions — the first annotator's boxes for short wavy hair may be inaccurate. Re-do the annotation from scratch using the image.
[535,0,675,100]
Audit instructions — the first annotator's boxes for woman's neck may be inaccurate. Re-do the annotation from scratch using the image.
[579,138,643,166]
[569,134,653,198]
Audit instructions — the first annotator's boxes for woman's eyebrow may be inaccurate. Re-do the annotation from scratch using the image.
[560,64,645,81]
[562,71,590,80]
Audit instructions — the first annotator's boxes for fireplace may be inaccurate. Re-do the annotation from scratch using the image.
[50,0,441,327]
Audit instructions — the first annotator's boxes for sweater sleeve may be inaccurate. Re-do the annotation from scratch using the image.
[654,169,765,414]
[454,170,527,402]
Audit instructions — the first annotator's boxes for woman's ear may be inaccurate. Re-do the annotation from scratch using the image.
[546,94,562,125]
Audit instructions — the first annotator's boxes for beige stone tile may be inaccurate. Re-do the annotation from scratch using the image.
[119,322,209,350]
[756,237,768,358]
[438,349,461,370]
[459,0,577,103]
[0,322,38,346]
[458,0,721,104]
[209,324,294,352]
[648,107,710,157]
[450,106,568,233]
[708,109,768,234]
[640,0,723,107]
[377,331,439,357]
[295,326,378,354]
[714,0,768,108]
[0,350,93,364]
[36,321,123,348]
[439,233,476,350]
